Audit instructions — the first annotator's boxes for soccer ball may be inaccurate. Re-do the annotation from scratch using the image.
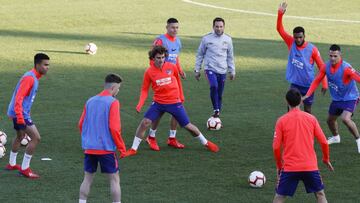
[85,43,97,55]
[0,144,6,158]
[0,131,7,145]
[21,135,31,146]
[207,117,222,130]
[248,171,266,188]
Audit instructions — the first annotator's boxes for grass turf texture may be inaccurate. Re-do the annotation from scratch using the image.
[1,0,360,202]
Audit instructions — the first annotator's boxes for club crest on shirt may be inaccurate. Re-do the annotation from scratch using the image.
[166,69,172,75]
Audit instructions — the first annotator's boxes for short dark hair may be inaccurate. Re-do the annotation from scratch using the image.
[105,73,122,84]
[148,45,168,60]
[286,88,302,107]
[329,44,341,52]
[213,17,225,26]
[34,53,49,66]
[293,26,305,34]
[167,18,178,24]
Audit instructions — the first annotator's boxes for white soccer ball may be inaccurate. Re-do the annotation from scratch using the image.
[248,171,266,188]
[85,43,97,55]
[0,144,6,158]
[21,135,31,146]
[0,131,7,145]
[207,117,222,130]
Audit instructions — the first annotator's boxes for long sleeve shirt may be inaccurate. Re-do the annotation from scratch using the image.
[13,68,42,124]
[78,90,126,155]
[136,62,184,112]
[306,58,360,97]
[273,108,329,171]
[195,32,235,75]
[277,10,328,89]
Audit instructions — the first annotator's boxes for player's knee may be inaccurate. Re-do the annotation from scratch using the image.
[141,118,152,128]
[315,190,326,199]
[210,85,218,91]
[341,116,352,125]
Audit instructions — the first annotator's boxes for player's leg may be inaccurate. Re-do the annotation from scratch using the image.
[108,172,121,203]
[127,103,163,155]
[79,172,95,202]
[149,114,164,138]
[100,153,121,203]
[19,124,41,178]
[273,194,286,203]
[274,171,299,202]
[327,101,341,144]
[147,116,164,151]
[302,171,327,203]
[167,103,218,152]
[314,190,327,203]
[341,110,360,139]
[79,154,98,202]
[215,73,226,117]
[6,119,26,170]
[205,70,220,116]
[167,116,184,149]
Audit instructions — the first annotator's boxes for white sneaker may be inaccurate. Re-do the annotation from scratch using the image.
[356,138,360,153]
[327,135,341,145]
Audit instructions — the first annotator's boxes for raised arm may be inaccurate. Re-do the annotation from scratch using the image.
[276,2,293,50]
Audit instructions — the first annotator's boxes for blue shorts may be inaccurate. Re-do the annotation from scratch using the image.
[84,153,119,174]
[290,84,314,106]
[144,102,190,127]
[12,118,34,131]
[276,171,324,197]
[329,100,359,116]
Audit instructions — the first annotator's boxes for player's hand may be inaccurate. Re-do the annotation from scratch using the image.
[194,71,201,81]
[321,88,327,95]
[301,95,309,101]
[323,161,334,171]
[279,1,287,14]
[180,71,186,79]
[229,74,235,80]
[136,105,141,113]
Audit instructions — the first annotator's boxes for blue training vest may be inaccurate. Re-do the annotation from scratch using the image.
[158,34,181,65]
[7,71,39,119]
[326,60,359,101]
[286,42,315,87]
[81,95,117,151]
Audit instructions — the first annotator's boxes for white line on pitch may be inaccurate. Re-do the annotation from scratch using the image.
[182,0,360,24]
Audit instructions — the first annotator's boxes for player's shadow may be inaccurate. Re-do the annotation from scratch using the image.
[35,49,87,55]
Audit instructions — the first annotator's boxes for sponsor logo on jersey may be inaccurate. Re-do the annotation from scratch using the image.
[156,77,172,86]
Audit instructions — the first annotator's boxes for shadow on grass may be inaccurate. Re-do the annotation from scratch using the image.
[35,49,87,55]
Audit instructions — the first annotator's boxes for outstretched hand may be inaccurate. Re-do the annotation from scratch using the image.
[279,1,287,14]
[195,72,201,81]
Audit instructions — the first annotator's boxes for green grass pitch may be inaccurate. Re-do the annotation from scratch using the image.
[0,0,360,202]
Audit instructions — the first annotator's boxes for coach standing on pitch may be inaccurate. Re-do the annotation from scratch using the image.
[194,17,235,118]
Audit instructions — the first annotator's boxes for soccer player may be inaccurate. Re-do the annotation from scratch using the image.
[5,53,50,179]
[147,17,186,151]
[78,74,126,203]
[303,44,360,153]
[273,88,333,203]
[194,17,235,118]
[126,46,219,156]
[277,2,327,114]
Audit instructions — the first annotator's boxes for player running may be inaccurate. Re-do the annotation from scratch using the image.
[277,1,327,114]
[303,44,360,153]
[273,88,333,203]
[126,46,219,156]
[194,17,235,118]
[147,18,186,151]
[78,74,126,203]
[5,53,50,179]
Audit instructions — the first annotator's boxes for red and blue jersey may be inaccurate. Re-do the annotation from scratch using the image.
[286,42,315,87]
[153,33,184,75]
[326,60,359,101]
[7,68,41,123]
[79,90,126,155]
